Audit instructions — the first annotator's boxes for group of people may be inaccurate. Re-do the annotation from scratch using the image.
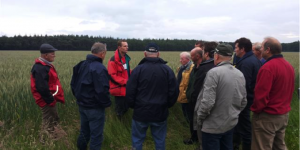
[30,36,295,150]
[176,37,295,150]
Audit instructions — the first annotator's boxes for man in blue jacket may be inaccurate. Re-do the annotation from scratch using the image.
[233,37,262,150]
[126,43,179,150]
[71,42,111,150]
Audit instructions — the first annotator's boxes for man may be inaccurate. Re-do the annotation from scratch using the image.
[176,52,194,123]
[71,42,111,150]
[192,41,217,150]
[30,43,65,141]
[126,43,179,150]
[251,37,295,150]
[195,41,205,49]
[184,47,203,145]
[252,42,266,64]
[195,44,247,150]
[108,40,131,119]
[233,37,261,150]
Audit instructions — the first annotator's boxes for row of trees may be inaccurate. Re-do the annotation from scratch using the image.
[0,35,299,52]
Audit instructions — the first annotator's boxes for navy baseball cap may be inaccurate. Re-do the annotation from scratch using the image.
[145,43,159,52]
[40,43,57,54]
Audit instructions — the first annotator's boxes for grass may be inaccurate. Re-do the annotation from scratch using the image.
[0,51,298,150]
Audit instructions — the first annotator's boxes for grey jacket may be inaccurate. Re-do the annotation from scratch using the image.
[194,61,247,134]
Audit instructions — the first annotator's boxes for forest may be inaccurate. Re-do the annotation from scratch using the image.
[0,35,299,52]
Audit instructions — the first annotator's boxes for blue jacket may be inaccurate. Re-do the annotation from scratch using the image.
[126,57,179,122]
[236,51,262,102]
[71,54,111,108]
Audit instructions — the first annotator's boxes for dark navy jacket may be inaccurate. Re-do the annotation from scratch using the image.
[126,57,179,122]
[71,54,111,109]
[236,51,262,103]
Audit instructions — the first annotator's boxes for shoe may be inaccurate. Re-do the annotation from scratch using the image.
[183,138,194,145]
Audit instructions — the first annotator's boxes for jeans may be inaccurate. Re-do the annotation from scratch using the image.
[202,128,234,150]
[77,106,105,150]
[115,96,128,116]
[131,119,167,150]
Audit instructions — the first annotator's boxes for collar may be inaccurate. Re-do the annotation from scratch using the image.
[237,51,254,64]
[38,57,52,65]
[265,54,283,63]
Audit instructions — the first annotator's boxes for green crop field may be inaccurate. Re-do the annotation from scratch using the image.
[0,51,298,150]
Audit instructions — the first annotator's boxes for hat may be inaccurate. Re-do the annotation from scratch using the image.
[145,43,159,52]
[40,43,57,54]
[214,44,233,56]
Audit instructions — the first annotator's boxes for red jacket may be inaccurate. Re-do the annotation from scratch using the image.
[107,50,131,96]
[30,58,65,107]
[251,55,295,115]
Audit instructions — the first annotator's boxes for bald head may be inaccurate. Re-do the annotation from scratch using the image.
[190,47,203,65]
[191,47,203,57]
[263,37,282,54]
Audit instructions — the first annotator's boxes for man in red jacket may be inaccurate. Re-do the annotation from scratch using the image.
[30,43,66,141]
[251,37,295,150]
[108,40,131,119]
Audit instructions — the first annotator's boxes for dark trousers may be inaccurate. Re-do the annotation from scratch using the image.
[181,103,189,123]
[233,100,252,149]
[202,128,234,150]
[187,100,198,141]
[77,106,105,150]
[115,96,129,116]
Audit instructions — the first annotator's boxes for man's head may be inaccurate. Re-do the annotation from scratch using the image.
[179,52,191,66]
[117,40,128,55]
[234,37,252,58]
[144,43,159,58]
[91,42,107,60]
[40,43,57,62]
[203,42,218,61]
[190,47,203,65]
[214,44,233,65]
[252,42,262,59]
[261,37,282,60]
[195,41,205,49]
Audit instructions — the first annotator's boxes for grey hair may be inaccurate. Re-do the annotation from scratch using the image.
[91,42,107,54]
[145,51,159,57]
[253,42,262,51]
[180,52,191,60]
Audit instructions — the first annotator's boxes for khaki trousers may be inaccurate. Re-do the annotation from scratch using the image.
[251,112,289,150]
[40,105,59,133]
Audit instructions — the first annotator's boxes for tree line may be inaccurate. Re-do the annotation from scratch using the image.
[0,35,299,52]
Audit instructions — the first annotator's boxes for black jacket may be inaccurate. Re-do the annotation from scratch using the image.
[71,54,111,108]
[126,57,179,122]
[191,58,215,103]
[236,51,262,102]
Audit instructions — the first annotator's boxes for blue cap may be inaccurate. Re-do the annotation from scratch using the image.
[145,43,159,52]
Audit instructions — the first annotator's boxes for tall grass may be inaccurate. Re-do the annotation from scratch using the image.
[0,51,298,150]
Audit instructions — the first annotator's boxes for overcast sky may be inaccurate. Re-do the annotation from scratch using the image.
[0,0,299,43]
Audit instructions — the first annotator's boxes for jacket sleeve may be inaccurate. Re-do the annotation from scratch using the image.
[167,68,179,108]
[71,61,84,96]
[32,64,54,104]
[92,67,111,107]
[108,60,128,85]
[250,69,272,113]
[191,68,207,103]
[239,63,253,96]
[126,68,138,108]
[197,71,217,123]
